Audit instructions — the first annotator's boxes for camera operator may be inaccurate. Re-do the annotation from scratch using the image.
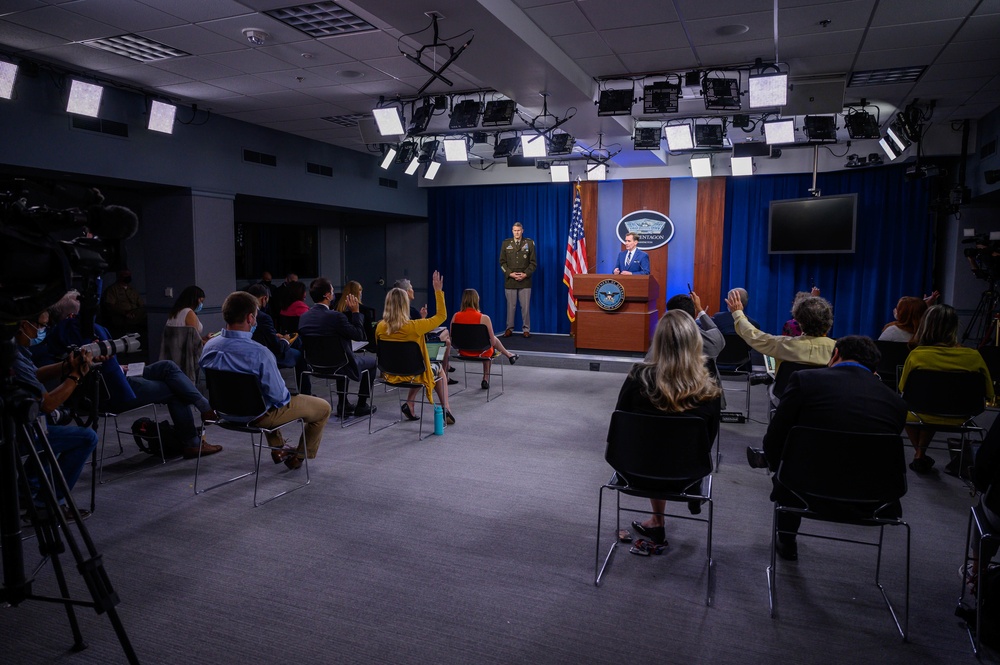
[13,311,98,520]
[46,291,223,460]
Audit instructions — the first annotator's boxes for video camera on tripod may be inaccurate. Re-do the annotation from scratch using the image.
[962,231,1000,282]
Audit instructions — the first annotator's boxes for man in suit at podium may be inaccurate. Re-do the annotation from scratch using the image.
[612,233,649,275]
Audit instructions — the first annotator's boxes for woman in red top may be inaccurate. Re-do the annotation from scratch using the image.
[450,289,518,389]
[280,281,310,318]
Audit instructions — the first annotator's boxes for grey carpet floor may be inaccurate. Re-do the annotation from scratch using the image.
[3,366,992,664]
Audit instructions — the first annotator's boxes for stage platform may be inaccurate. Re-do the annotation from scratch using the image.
[495,333,643,374]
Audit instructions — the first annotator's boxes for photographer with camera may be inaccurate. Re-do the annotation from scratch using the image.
[12,311,98,519]
[46,291,222,460]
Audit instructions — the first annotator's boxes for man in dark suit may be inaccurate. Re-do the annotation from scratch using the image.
[612,233,649,275]
[298,277,376,418]
[712,287,759,334]
[759,335,907,561]
[247,284,310,395]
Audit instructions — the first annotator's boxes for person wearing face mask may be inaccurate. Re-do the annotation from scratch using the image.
[200,291,330,470]
[166,285,207,339]
[102,268,147,329]
[13,311,99,520]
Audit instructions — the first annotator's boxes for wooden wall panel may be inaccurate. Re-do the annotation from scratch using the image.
[622,179,670,315]
[580,181,598,271]
[693,177,727,316]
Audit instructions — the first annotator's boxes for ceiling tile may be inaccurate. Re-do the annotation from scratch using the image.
[684,11,774,46]
[101,63,193,87]
[365,55,429,80]
[870,0,979,26]
[780,30,864,59]
[954,14,1000,41]
[785,53,855,77]
[524,2,592,37]
[0,20,65,51]
[148,55,243,80]
[578,0,680,30]
[257,40,355,68]
[923,61,1000,81]
[253,68,339,89]
[778,1,875,36]
[865,19,963,50]
[62,0,185,33]
[4,5,117,41]
[306,61,390,83]
[673,0,773,21]
[139,0,255,24]
[575,54,629,78]
[601,23,688,55]
[203,47,293,74]
[318,30,400,61]
[552,32,614,59]
[202,73,287,94]
[618,48,700,74]
[697,38,775,66]
[937,39,1000,64]
[911,76,991,96]
[197,13,315,47]
[140,24,249,55]
[157,80,245,101]
[853,45,938,71]
[31,43,133,72]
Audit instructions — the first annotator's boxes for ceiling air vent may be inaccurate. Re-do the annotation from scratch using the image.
[243,149,277,167]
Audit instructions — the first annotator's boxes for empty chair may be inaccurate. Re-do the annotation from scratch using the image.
[595,411,715,605]
[717,333,753,421]
[196,368,309,507]
[767,426,910,641]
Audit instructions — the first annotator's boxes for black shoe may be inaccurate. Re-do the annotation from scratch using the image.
[354,403,376,417]
[445,410,456,426]
[776,538,798,561]
[631,520,665,545]
[746,446,768,469]
[508,354,519,365]
[909,456,935,474]
[337,401,356,418]
[687,499,704,515]
[448,366,456,373]
[447,377,459,385]
[481,379,490,390]
[401,404,420,421]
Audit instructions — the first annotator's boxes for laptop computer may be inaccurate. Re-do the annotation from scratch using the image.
[763,354,777,377]
[425,342,447,362]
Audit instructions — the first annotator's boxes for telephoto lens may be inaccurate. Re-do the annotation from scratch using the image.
[76,333,141,357]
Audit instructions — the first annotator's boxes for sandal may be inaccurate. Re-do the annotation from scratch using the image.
[400,404,420,421]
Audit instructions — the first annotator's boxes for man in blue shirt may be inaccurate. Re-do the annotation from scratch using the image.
[612,233,650,275]
[200,291,331,469]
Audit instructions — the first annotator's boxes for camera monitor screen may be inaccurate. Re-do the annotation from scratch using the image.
[768,193,857,254]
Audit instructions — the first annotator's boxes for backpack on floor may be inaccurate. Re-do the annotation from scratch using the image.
[131,418,184,458]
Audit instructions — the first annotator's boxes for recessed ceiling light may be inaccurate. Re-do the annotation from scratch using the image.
[716,24,749,36]
[336,70,364,80]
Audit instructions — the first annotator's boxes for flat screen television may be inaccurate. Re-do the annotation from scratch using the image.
[768,193,857,254]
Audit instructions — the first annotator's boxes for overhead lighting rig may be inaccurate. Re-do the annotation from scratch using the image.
[634,124,662,150]
[844,100,881,140]
[398,13,474,97]
[579,133,620,181]
[642,77,681,114]
[803,115,838,143]
[449,99,483,129]
[597,85,635,116]
[702,73,741,111]
[748,60,788,109]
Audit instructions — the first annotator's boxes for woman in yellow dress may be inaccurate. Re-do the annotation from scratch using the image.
[376,270,455,425]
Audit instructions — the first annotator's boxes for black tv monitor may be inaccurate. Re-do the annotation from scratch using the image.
[768,193,857,254]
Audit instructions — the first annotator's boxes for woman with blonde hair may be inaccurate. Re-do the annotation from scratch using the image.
[376,270,454,424]
[900,304,994,473]
[450,288,518,389]
[616,310,723,545]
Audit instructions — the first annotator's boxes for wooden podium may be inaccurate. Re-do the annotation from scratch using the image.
[574,274,660,353]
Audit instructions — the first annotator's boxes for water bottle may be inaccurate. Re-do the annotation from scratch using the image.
[433,405,445,435]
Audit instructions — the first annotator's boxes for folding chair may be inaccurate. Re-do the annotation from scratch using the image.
[717,333,752,422]
[196,368,309,507]
[767,426,910,641]
[595,411,715,605]
[372,340,437,440]
[900,369,987,486]
[91,372,168,485]
[450,322,503,401]
[300,335,373,429]
[768,361,824,420]
[875,340,910,393]
[959,502,1000,658]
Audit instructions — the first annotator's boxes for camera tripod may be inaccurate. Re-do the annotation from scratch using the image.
[0,344,139,663]
[962,282,1000,348]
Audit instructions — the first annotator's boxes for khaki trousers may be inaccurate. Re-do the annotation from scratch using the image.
[254,394,331,459]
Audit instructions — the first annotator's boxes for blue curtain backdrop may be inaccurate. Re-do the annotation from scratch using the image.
[721,165,932,338]
[428,183,573,334]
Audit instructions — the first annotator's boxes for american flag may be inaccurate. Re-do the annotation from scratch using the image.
[563,183,588,321]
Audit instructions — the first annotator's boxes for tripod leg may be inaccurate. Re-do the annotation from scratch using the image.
[37,519,87,651]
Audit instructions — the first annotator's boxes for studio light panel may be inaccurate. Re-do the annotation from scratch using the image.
[373,107,404,136]
[0,61,17,99]
[148,100,176,134]
[67,80,103,117]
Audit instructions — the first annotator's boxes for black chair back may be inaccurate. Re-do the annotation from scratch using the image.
[979,346,1000,395]
[604,411,712,490]
[377,340,427,377]
[901,369,987,419]
[777,426,906,506]
[278,314,300,335]
[450,323,492,354]
[717,334,752,371]
[772,361,823,401]
[204,368,268,420]
[875,340,910,391]
[301,335,350,374]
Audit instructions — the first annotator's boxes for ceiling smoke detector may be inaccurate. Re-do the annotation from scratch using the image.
[242,28,269,46]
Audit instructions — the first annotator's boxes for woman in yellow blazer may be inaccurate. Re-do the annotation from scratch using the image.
[376,270,455,425]
[900,304,994,473]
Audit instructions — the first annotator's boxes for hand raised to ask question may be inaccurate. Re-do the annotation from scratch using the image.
[432,270,444,292]
[345,293,360,312]
[726,289,744,312]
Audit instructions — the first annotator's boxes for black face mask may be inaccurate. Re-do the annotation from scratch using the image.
[262,279,271,286]
[121,276,133,284]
